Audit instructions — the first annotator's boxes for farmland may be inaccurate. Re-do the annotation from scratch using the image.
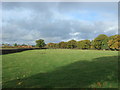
[2,49,118,88]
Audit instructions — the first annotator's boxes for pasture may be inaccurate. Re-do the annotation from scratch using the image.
[2,49,118,88]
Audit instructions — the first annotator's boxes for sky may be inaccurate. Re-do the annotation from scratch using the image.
[2,2,118,45]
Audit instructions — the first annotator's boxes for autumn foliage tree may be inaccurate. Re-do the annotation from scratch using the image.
[108,35,120,50]
[44,34,120,51]
[47,43,55,48]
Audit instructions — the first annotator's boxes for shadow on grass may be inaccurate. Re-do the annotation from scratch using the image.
[2,56,118,88]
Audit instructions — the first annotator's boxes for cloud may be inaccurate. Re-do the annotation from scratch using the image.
[69,32,80,36]
[2,2,118,45]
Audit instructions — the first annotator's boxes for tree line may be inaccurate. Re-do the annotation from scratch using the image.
[2,43,34,48]
[36,34,120,51]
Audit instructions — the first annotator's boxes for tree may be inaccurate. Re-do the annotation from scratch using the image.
[92,34,108,50]
[77,41,84,49]
[21,44,27,46]
[90,40,95,49]
[59,42,67,48]
[35,39,45,48]
[77,40,91,49]
[83,40,91,49]
[108,35,120,50]
[13,43,18,47]
[67,40,77,49]
[2,43,5,46]
[47,43,56,48]
[101,38,109,50]
[3,43,10,46]
[54,43,59,48]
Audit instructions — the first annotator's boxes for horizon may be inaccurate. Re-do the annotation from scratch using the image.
[1,34,119,46]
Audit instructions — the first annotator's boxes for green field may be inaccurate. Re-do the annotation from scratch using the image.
[2,49,118,88]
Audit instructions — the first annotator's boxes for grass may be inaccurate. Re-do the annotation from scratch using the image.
[2,49,118,88]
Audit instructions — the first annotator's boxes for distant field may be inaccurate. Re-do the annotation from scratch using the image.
[2,49,118,88]
[0,48,19,49]
[0,47,38,49]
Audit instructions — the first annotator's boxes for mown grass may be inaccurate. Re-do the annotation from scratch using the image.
[2,49,118,88]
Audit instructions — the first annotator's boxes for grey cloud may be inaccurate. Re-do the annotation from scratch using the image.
[3,16,117,44]
[58,2,118,13]
[2,2,58,12]
[2,2,118,44]
[3,2,117,14]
